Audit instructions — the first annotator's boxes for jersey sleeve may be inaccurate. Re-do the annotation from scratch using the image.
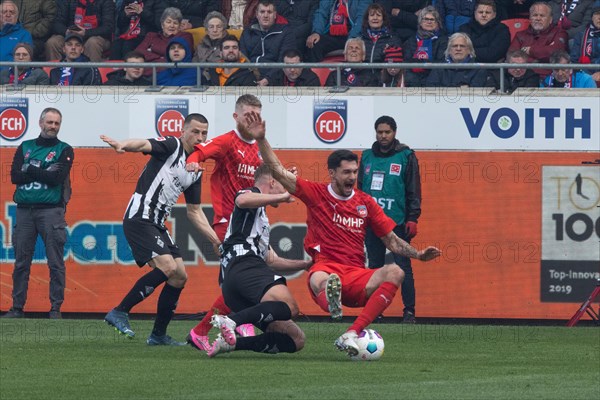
[293,178,320,206]
[147,136,178,161]
[183,176,202,205]
[187,134,229,163]
[367,195,397,237]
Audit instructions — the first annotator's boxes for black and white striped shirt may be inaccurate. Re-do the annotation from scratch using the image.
[221,187,270,265]
[124,136,202,226]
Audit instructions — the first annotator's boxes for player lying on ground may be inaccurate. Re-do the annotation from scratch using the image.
[205,165,311,357]
[243,111,441,356]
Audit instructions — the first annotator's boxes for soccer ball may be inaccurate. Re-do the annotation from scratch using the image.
[350,329,384,361]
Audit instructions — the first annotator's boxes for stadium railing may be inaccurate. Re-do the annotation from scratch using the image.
[1,61,598,94]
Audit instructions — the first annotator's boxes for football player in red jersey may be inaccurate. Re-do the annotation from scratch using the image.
[185,94,264,351]
[244,110,441,356]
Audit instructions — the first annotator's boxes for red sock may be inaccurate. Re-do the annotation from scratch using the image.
[315,290,329,313]
[349,282,398,333]
[192,295,231,336]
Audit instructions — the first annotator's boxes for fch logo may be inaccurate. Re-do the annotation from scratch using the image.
[0,98,28,141]
[313,100,347,144]
[155,99,189,138]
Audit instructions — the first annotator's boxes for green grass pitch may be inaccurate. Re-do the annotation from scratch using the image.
[1,319,598,400]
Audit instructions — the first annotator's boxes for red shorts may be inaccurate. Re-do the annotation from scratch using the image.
[307,261,375,308]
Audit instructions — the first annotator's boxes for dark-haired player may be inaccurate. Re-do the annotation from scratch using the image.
[101,113,220,345]
[243,111,441,356]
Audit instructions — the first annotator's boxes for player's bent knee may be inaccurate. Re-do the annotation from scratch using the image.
[384,264,404,285]
[293,329,306,351]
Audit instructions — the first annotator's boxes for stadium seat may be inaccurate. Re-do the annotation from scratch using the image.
[502,18,530,41]
[98,60,124,84]
[311,67,331,86]
[185,28,243,49]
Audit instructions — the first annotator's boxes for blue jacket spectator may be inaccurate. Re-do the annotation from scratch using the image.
[542,49,598,87]
[436,0,475,34]
[157,35,196,86]
[305,0,372,62]
[0,1,32,63]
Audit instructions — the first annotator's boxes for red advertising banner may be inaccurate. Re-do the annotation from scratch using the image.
[0,148,597,319]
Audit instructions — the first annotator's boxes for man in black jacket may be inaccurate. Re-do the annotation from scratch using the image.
[240,0,296,85]
[268,49,320,86]
[489,49,540,93]
[104,50,151,86]
[49,33,101,85]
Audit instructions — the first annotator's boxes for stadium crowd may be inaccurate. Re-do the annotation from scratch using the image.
[0,0,598,89]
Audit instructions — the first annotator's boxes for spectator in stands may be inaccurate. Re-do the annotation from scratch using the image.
[508,1,568,72]
[379,44,404,86]
[0,42,49,84]
[361,2,403,66]
[220,0,260,30]
[403,6,448,87]
[325,37,380,86]
[268,48,321,86]
[0,1,32,63]
[541,48,597,86]
[436,0,476,34]
[570,1,600,83]
[192,11,228,63]
[240,0,296,86]
[46,0,115,62]
[49,33,102,85]
[459,0,511,63]
[111,0,166,60]
[489,49,540,92]
[135,7,194,71]
[273,0,319,54]
[551,0,594,39]
[164,0,220,30]
[375,0,429,42]
[206,34,259,85]
[157,35,197,85]
[426,32,490,87]
[104,50,151,85]
[305,0,371,62]
[14,0,57,61]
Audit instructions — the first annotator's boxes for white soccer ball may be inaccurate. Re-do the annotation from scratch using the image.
[350,329,384,361]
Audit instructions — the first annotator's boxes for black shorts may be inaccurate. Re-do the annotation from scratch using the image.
[221,255,286,312]
[123,218,181,267]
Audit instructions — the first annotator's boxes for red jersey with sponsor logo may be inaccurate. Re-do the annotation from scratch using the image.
[294,178,396,266]
[187,130,262,226]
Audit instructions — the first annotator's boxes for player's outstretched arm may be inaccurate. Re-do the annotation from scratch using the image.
[265,248,312,274]
[381,231,441,261]
[236,191,294,209]
[186,204,222,255]
[244,111,298,194]
[100,135,152,153]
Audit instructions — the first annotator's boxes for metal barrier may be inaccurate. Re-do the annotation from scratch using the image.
[1,60,598,94]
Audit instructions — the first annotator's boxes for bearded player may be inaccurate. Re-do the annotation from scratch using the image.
[244,111,441,356]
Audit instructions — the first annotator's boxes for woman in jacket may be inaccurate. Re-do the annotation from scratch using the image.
[0,43,49,85]
[403,6,448,87]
